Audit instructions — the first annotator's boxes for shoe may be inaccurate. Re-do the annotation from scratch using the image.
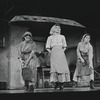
[72,81,77,88]
[25,86,29,91]
[90,80,95,89]
[59,85,64,90]
[29,85,34,91]
[25,81,29,91]
[59,83,64,90]
[54,82,59,90]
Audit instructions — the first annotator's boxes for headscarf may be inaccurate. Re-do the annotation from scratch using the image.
[22,31,33,41]
[81,33,90,42]
[49,24,61,35]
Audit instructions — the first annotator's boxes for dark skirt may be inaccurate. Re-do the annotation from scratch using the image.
[22,67,33,81]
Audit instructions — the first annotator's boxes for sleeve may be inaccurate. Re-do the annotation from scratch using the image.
[62,35,67,48]
[25,42,37,66]
[18,43,23,59]
[88,44,93,66]
[77,42,83,59]
[30,42,37,57]
[46,36,51,49]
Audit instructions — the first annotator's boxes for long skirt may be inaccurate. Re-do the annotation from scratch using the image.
[22,67,37,85]
[73,54,94,82]
[50,46,70,83]
[21,54,40,86]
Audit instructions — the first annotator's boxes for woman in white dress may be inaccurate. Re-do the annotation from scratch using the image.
[46,24,70,90]
[73,33,94,89]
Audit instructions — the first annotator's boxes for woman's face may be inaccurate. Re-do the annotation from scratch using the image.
[54,26,61,34]
[24,35,31,42]
[84,35,90,43]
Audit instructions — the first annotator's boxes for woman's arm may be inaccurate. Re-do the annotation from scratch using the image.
[18,43,23,59]
[77,43,85,63]
[18,43,26,68]
[25,52,34,67]
[62,35,67,51]
[46,36,51,53]
[25,42,36,66]
[88,45,93,68]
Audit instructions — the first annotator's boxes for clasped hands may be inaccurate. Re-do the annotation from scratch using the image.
[80,58,92,68]
[21,59,29,68]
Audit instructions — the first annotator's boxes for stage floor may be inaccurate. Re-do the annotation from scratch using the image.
[0,87,100,94]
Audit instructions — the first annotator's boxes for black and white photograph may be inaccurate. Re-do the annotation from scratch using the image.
[0,0,100,99]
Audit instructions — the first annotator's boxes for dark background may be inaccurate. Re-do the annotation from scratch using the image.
[0,0,100,29]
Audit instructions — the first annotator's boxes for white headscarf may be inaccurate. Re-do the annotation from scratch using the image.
[22,31,33,41]
[81,33,90,42]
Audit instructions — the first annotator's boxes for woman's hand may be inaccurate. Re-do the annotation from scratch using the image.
[80,58,85,63]
[47,49,51,53]
[25,59,30,67]
[63,48,66,51]
[48,50,51,53]
[62,47,66,52]
[19,58,26,68]
[89,63,92,69]
[80,58,85,66]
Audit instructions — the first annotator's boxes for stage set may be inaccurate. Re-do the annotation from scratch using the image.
[0,16,100,94]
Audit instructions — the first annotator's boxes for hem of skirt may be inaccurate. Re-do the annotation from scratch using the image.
[77,74,91,77]
[50,80,71,83]
[50,71,70,74]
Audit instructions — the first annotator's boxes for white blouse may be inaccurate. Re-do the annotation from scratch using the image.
[46,34,67,49]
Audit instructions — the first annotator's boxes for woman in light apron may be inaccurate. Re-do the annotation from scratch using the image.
[46,24,70,90]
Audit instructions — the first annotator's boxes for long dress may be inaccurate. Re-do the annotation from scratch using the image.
[18,40,40,85]
[46,34,70,83]
[73,42,94,83]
